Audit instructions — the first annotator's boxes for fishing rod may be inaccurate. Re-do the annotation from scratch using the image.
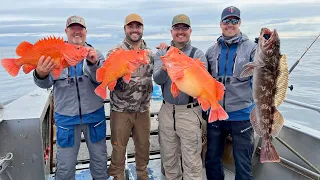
[288,33,320,91]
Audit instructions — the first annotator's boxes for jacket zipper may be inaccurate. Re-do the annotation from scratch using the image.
[74,66,83,124]
[223,47,229,109]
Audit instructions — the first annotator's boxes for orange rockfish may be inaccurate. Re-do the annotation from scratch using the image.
[1,36,88,79]
[94,48,149,99]
[160,46,228,122]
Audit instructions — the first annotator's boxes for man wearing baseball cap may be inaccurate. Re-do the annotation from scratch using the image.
[33,15,108,180]
[107,13,154,180]
[153,14,207,180]
[205,6,256,180]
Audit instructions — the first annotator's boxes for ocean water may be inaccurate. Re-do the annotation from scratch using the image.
[0,37,319,131]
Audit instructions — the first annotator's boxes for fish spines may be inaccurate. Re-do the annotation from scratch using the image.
[34,35,65,47]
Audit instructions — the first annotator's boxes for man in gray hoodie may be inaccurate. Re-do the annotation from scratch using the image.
[205,6,256,180]
[33,16,108,180]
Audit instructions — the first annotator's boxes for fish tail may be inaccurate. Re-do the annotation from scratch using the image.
[94,84,107,99]
[208,104,229,123]
[1,58,21,77]
[260,139,280,163]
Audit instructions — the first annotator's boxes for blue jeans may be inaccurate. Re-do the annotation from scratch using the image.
[205,120,254,180]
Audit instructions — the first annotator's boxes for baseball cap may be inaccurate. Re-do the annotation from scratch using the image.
[124,13,143,26]
[66,15,86,28]
[172,14,191,27]
[221,6,241,20]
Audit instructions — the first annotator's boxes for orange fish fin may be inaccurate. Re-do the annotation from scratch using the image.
[22,64,37,74]
[94,84,107,99]
[63,53,78,66]
[208,104,228,123]
[127,61,144,73]
[260,140,280,163]
[197,97,210,111]
[1,58,21,77]
[171,82,180,98]
[250,106,263,136]
[51,65,63,79]
[106,48,124,60]
[16,41,33,56]
[34,36,64,47]
[171,69,185,81]
[270,108,284,137]
[194,58,206,70]
[96,68,105,83]
[123,74,131,83]
[215,81,225,101]
[108,81,117,91]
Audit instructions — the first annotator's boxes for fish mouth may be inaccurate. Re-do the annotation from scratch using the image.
[260,28,280,53]
[160,47,173,61]
[159,55,169,62]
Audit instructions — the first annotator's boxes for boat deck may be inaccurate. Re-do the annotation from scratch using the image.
[49,158,235,180]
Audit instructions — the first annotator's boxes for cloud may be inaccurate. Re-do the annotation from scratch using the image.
[0,0,319,46]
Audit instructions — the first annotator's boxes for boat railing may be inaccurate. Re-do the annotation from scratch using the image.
[261,98,320,179]
[284,99,320,113]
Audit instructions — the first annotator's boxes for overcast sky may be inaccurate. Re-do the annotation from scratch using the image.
[1,0,320,49]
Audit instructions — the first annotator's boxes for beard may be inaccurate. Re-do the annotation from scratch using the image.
[72,37,84,45]
[126,33,143,42]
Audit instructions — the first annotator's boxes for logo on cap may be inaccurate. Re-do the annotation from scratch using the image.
[179,15,186,20]
[228,6,235,13]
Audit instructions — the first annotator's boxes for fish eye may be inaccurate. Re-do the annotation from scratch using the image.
[76,46,80,50]
[178,51,182,54]
[137,51,140,54]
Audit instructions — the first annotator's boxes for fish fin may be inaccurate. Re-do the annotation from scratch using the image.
[127,62,142,73]
[22,64,37,74]
[62,53,79,66]
[171,82,180,98]
[240,62,258,78]
[194,59,206,70]
[96,68,105,83]
[171,69,185,81]
[274,54,289,107]
[51,65,63,79]
[60,57,69,68]
[108,81,117,91]
[106,48,124,60]
[34,36,64,47]
[16,41,33,56]
[94,84,107,99]
[250,106,263,136]
[215,81,225,101]
[197,97,210,111]
[123,74,131,83]
[270,108,284,137]
[208,104,228,123]
[260,139,280,163]
[1,58,21,77]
